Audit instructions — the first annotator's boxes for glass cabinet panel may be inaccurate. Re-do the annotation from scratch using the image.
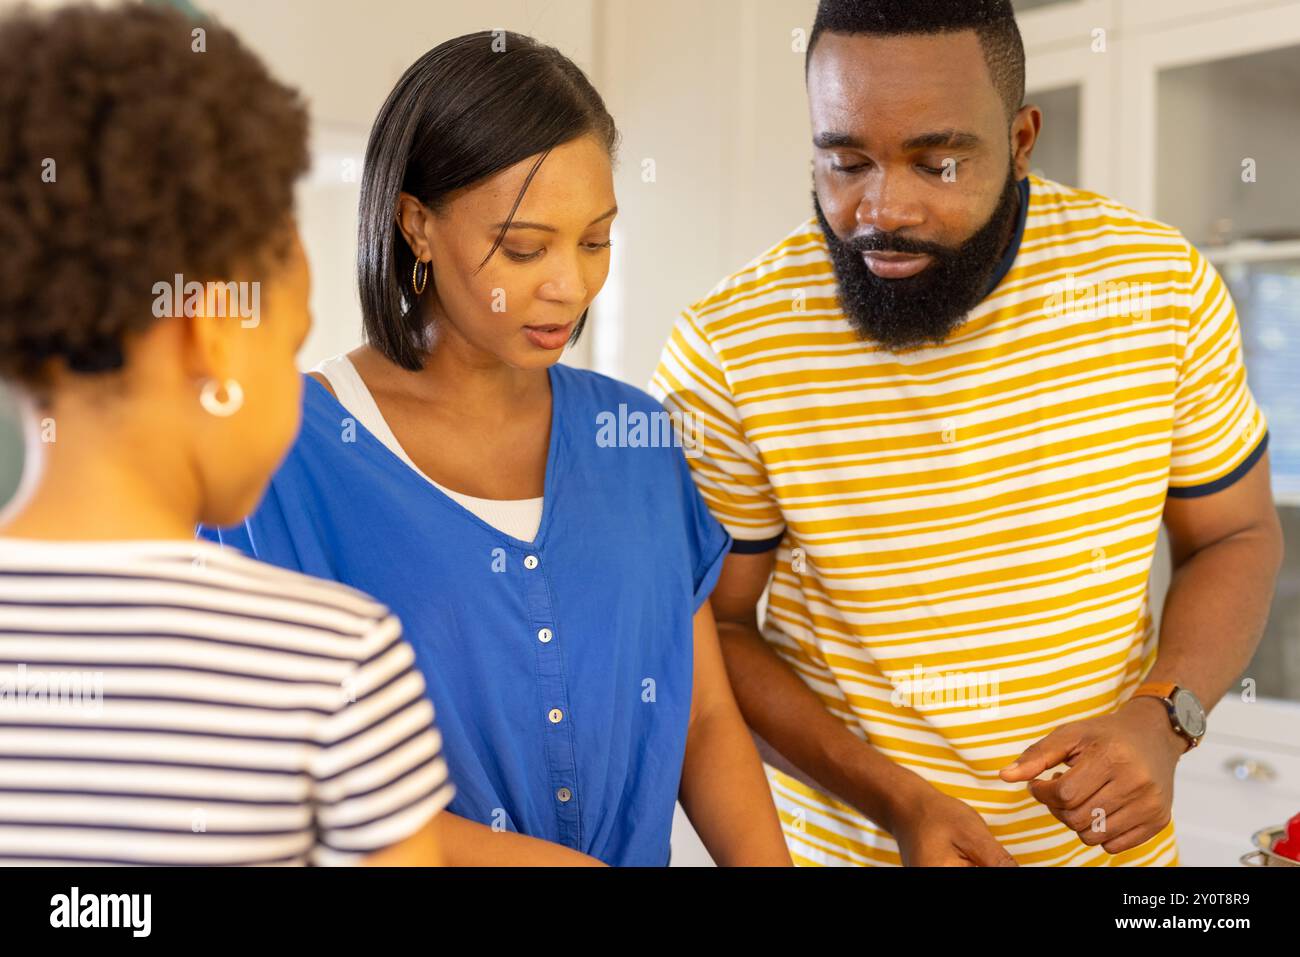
[1013,0,1078,12]
[1156,44,1300,703]
[1156,45,1300,249]
[0,386,22,513]
[1221,256,1300,702]
[1026,84,1081,186]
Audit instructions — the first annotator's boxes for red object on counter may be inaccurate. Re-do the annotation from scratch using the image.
[1272,812,1300,862]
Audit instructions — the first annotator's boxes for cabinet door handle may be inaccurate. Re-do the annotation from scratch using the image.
[1224,757,1276,783]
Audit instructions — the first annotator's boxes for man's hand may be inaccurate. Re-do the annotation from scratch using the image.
[999,697,1187,855]
[889,777,1018,867]
[710,550,1018,867]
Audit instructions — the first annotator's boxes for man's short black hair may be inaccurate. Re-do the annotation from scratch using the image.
[807,0,1026,120]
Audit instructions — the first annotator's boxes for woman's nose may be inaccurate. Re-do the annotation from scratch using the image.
[537,260,589,305]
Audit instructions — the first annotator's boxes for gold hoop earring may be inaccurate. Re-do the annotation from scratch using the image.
[412,259,428,296]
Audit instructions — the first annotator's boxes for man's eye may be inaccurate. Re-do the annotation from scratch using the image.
[920,158,959,176]
[831,159,869,174]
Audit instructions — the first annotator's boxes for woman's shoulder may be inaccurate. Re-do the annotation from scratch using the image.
[305,369,334,398]
[554,364,700,469]
[553,363,667,416]
[297,367,362,443]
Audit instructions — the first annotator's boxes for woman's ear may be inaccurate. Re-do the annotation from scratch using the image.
[178,281,237,385]
[395,193,435,260]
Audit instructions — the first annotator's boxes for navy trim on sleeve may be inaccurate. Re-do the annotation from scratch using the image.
[692,525,732,611]
[1167,431,1269,500]
[729,530,785,554]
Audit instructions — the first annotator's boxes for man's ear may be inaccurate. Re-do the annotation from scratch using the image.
[395,193,435,260]
[1011,104,1043,180]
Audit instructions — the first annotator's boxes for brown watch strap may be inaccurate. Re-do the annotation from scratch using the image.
[1132,682,1198,750]
[1134,681,1177,701]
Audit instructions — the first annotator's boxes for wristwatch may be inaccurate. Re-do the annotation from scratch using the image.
[1132,682,1206,751]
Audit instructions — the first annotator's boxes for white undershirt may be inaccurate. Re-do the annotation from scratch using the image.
[311,355,544,543]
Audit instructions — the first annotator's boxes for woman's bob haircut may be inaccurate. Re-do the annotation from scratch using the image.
[357,30,620,371]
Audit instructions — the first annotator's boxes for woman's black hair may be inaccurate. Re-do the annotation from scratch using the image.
[357,31,620,371]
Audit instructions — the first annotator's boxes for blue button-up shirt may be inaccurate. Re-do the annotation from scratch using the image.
[199,364,730,865]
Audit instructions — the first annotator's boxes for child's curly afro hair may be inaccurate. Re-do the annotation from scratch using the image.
[0,2,309,394]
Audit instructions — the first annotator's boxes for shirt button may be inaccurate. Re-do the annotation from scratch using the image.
[548,708,564,724]
[556,787,572,803]
[524,555,539,570]
[538,627,553,643]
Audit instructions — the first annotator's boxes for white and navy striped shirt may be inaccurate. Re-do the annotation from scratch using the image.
[0,537,453,866]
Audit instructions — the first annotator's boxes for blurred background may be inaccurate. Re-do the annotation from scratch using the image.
[1,0,1297,865]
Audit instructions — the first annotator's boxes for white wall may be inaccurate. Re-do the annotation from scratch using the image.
[590,0,819,389]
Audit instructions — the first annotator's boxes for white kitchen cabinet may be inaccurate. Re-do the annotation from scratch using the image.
[1021,0,1300,864]
[1173,698,1300,866]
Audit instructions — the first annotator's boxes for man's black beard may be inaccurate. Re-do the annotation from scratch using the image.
[813,169,1022,352]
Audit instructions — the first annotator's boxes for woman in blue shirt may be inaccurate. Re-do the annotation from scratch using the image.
[201,31,790,866]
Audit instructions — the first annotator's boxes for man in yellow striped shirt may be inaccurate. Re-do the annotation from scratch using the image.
[651,0,1283,866]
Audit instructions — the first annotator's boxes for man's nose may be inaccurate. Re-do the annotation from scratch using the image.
[856,173,926,235]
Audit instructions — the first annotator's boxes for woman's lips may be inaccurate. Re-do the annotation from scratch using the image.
[862,252,933,279]
[523,321,575,351]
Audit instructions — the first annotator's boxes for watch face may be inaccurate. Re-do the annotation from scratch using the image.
[1172,689,1206,738]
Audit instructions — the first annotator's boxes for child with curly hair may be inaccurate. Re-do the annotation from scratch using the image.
[0,2,452,866]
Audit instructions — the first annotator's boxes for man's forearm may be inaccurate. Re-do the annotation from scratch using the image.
[1146,525,1283,712]
[713,617,930,834]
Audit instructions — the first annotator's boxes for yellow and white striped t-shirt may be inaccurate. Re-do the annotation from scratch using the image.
[651,176,1268,867]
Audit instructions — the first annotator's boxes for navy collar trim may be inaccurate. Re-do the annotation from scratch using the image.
[982,176,1031,299]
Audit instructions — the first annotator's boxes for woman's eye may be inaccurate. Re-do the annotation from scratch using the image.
[505,240,611,262]
[504,248,544,263]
